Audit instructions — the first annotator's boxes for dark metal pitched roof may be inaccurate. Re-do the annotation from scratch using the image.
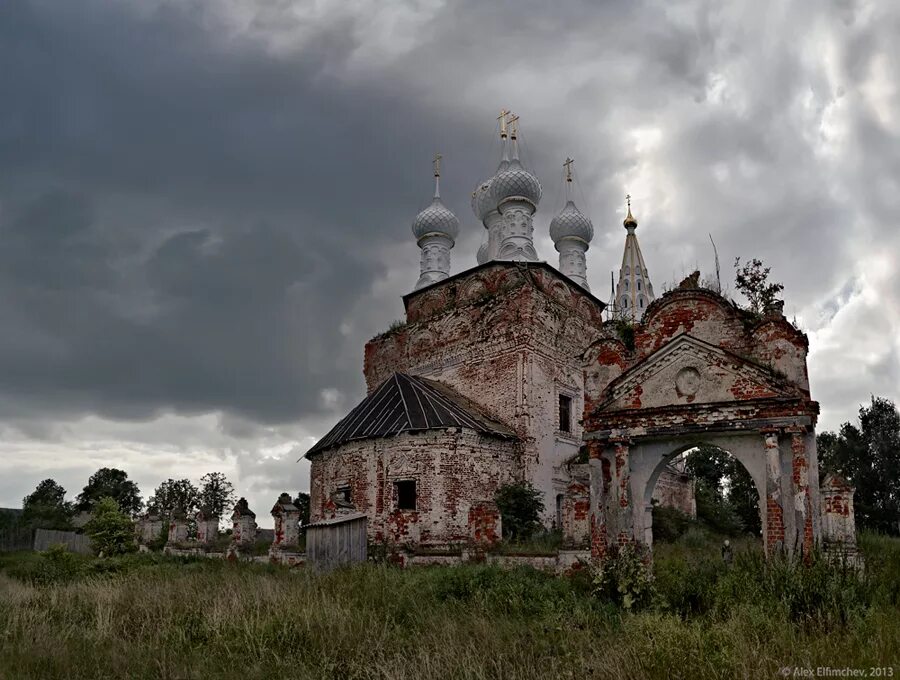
[305,373,518,457]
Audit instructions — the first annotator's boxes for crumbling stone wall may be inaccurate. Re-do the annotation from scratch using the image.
[231,498,257,546]
[582,287,825,562]
[271,493,301,549]
[196,511,219,545]
[652,467,696,518]
[820,473,857,557]
[309,429,519,547]
[363,262,607,526]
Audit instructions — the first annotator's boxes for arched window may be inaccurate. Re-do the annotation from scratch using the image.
[624,280,630,292]
[639,296,644,308]
[637,281,642,291]
[625,266,630,275]
[622,296,629,308]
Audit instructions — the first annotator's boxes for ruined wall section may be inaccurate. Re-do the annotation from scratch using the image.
[583,289,812,414]
[363,263,609,526]
[309,429,519,547]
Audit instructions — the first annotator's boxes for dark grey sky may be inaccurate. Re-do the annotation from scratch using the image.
[1,0,897,523]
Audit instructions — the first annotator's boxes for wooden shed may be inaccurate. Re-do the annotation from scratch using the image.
[305,512,367,570]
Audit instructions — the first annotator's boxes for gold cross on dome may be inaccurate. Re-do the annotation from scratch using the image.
[498,109,510,137]
[433,153,442,177]
[508,113,519,138]
[626,193,632,209]
[564,157,574,181]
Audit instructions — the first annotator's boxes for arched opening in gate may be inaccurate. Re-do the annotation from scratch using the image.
[642,441,764,552]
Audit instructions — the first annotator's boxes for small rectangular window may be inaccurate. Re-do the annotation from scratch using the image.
[396,480,417,510]
[336,486,351,504]
[558,394,572,433]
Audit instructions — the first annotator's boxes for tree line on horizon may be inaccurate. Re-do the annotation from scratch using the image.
[3,469,311,535]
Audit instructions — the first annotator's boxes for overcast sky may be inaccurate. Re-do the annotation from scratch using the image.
[1,0,897,525]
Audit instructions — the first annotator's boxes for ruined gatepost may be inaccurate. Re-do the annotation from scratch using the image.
[166,507,189,546]
[231,498,257,546]
[137,511,164,545]
[587,439,609,565]
[196,508,219,546]
[820,473,858,564]
[271,493,301,550]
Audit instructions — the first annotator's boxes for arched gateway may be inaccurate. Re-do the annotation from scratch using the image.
[582,286,821,562]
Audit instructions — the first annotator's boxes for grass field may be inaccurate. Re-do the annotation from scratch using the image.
[0,533,898,680]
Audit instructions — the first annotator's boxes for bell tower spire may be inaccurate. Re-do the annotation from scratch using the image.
[613,194,655,320]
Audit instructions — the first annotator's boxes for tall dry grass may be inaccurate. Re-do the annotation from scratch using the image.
[0,535,897,680]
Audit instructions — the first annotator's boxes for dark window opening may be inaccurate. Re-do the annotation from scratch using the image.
[396,480,417,510]
[555,493,564,528]
[558,394,572,433]
[336,486,351,504]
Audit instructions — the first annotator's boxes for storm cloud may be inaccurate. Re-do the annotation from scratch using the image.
[0,0,897,522]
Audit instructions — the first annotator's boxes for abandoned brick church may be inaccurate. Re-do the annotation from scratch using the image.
[305,113,854,562]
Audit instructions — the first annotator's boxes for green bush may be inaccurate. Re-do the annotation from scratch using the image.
[651,505,695,543]
[495,482,545,541]
[84,497,137,556]
[592,543,656,611]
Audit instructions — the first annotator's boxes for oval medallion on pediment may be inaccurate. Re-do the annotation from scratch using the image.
[675,366,701,396]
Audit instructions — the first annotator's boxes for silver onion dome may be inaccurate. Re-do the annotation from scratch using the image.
[412,196,460,241]
[550,200,594,244]
[491,161,542,208]
[472,179,496,221]
[476,240,489,265]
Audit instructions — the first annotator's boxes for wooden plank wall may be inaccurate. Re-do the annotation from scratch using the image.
[32,529,93,554]
[306,517,367,571]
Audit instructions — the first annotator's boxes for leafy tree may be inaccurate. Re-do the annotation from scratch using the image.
[684,446,729,497]
[684,445,760,535]
[76,468,142,516]
[495,482,545,541]
[84,497,136,556]
[725,460,761,535]
[22,479,73,529]
[197,472,236,520]
[294,492,310,526]
[818,396,900,534]
[148,479,199,517]
[734,257,784,314]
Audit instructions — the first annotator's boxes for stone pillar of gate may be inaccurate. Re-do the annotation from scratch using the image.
[588,436,638,565]
[762,429,786,557]
[608,437,635,547]
[587,439,608,564]
[787,426,815,563]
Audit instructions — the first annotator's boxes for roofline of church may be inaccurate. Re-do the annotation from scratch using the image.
[402,260,608,313]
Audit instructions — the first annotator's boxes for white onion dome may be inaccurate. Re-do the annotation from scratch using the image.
[471,179,496,221]
[550,200,594,245]
[492,159,542,208]
[476,241,489,265]
[412,195,459,241]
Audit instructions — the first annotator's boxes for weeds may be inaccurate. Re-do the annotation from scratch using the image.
[0,534,897,679]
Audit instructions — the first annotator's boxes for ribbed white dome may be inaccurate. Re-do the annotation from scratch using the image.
[491,160,542,207]
[476,241,489,265]
[471,179,496,221]
[550,200,593,244]
[412,197,459,241]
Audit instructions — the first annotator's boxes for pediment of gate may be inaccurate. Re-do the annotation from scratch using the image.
[597,333,798,412]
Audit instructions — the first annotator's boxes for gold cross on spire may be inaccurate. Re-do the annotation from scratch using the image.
[498,109,510,138]
[433,152,442,177]
[508,113,520,139]
[626,193,632,210]
[564,157,574,182]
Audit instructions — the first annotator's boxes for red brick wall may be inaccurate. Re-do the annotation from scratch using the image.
[309,430,520,547]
